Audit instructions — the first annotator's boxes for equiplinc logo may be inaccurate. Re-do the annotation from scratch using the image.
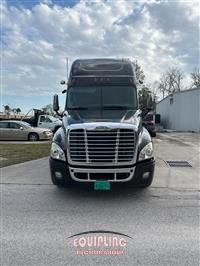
[68,230,133,256]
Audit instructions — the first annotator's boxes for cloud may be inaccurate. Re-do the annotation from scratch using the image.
[2,0,199,101]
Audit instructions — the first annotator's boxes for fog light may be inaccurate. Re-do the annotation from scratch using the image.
[55,171,63,179]
[143,172,150,179]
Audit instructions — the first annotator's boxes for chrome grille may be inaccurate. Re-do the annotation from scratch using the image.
[69,128,135,164]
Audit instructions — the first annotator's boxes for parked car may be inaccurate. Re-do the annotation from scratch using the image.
[142,114,156,137]
[0,120,53,141]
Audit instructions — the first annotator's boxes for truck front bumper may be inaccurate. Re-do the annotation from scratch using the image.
[49,158,155,185]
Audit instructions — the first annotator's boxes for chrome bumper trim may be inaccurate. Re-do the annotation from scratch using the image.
[69,167,135,182]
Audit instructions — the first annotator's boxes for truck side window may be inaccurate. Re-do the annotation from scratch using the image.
[40,116,45,122]
[45,117,52,122]
[40,116,52,123]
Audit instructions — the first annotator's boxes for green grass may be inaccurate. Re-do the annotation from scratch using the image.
[0,143,51,168]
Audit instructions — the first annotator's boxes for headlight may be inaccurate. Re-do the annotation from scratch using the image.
[139,142,153,161]
[43,131,50,135]
[51,142,66,161]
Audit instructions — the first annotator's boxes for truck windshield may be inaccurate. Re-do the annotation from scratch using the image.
[66,86,137,109]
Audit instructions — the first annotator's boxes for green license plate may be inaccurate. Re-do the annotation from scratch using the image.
[94,182,110,190]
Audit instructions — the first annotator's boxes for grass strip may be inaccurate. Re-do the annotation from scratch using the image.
[0,143,51,168]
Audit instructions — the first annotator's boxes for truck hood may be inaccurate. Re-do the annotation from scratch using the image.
[63,109,141,128]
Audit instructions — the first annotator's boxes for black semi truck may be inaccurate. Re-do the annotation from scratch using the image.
[49,59,155,189]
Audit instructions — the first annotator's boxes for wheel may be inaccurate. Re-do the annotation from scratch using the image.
[28,133,39,141]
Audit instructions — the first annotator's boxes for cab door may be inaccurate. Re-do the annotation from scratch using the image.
[38,115,53,130]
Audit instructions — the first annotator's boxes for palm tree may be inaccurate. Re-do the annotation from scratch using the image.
[4,105,11,116]
[12,108,17,117]
[16,108,21,115]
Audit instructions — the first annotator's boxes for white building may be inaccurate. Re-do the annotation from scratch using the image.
[156,87,200,132]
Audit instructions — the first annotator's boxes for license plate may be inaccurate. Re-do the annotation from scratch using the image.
[94,182,110,190]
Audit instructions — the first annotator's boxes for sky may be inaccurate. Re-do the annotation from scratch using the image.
[1,0,200,113]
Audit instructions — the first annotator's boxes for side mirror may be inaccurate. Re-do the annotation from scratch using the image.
[53,94,59,112]
[155,114,160,124]
[20,127,24,130]
[60,80,66,85]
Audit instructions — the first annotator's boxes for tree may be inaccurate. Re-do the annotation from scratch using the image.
[4,105,11,115]
[138,86,151,110]
[158,73,168,99]
[138,85,158,112]
[131,60,145,84]
[41,104,54,115]
[16,108,21,114]
[167,67,184,92]
[191,68,200,88]
[148,81,159,109]
[12,108,17,117]
[158,67,184,98]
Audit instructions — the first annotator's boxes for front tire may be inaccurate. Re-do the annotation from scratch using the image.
[28,133,39,141]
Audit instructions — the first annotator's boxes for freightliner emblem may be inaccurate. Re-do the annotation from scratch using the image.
[94,126,112,130]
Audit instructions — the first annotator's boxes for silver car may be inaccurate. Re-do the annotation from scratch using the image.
[0,120,53,141]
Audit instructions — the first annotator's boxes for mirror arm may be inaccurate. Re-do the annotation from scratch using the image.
[55,110,63,117]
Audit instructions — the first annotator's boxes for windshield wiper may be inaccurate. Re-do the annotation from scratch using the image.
[102,105,134,110]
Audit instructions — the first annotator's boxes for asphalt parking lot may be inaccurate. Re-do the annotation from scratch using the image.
[1,133,199,266]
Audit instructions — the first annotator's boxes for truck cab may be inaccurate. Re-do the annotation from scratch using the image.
[37,115,62,132]
[49,59,155,188]
[22,109,62,133]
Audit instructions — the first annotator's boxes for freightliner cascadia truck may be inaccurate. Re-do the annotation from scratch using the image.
[49,59,155,189]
